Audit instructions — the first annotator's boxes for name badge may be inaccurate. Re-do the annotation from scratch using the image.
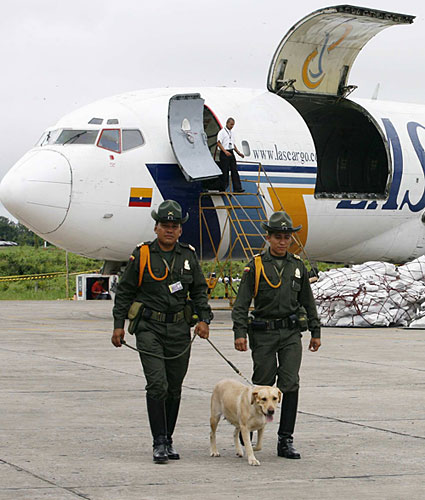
[169,281,183,294]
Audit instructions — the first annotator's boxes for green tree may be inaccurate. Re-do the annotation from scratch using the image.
[0,216,43,246]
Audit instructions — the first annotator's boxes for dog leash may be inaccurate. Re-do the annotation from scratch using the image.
[205,338,253,386]
[120,333,253,385]
[120,332,197,360]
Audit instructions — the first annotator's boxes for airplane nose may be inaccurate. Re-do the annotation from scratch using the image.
[0,149,72,234]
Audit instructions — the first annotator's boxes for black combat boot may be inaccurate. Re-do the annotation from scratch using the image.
[146,395,168,464]
[277,390,301,459]
[165,398,181,460]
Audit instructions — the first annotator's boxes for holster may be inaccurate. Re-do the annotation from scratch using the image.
[127,301,144,334]
[184,300,198,327]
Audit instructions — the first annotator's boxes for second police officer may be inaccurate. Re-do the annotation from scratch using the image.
[232,210,321,459]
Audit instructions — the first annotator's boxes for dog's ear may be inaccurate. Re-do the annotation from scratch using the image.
[277,389,282,403]
[251,390,258,405]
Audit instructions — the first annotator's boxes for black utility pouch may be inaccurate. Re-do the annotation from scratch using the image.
[127,301,144,334]
[297,306,308,332]
[249,318,267,331]
[184,300,198,327]
[288,314,298,329]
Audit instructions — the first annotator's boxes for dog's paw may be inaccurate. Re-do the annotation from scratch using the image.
[248,456,261,466]
[236,450,244,457]
[253,445,262,451]
[210,451,220,457]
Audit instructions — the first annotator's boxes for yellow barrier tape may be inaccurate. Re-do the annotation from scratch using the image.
[0,270,100,283]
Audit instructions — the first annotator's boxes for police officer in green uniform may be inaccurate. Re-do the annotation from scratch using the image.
[232,211,321,459]
[111,200,212,464]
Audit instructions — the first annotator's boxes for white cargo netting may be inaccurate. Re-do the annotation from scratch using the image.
[311,256,425,328]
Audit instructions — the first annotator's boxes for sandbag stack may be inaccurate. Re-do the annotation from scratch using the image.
[311,256,425,327]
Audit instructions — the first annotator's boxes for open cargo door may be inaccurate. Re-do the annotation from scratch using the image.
[267,5,414,96]
[168,94,222,182]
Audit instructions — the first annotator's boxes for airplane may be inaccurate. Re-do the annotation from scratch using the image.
[1,4,425,272]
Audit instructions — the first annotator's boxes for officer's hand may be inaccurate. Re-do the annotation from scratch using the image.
[238,152,245,158]
[112,328,125,347]
[234,338,248,351]
[309,338,321,352]
[195,321,209,339]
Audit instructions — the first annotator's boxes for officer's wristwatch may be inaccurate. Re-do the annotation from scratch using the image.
[200,317,211,325]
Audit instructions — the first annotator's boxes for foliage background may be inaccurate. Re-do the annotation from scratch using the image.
[1,217,338,300]
[0,246,101,300]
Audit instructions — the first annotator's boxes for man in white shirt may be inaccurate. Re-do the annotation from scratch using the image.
[216,117,245,192]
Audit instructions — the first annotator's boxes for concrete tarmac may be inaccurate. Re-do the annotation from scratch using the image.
[0,300,424,500]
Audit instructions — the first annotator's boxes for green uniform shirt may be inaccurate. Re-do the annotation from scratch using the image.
[232,249,321,339]
[113,239,211,329]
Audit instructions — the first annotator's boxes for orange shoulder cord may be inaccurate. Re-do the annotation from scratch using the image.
[138,245,168,287]
[253,255,281,297]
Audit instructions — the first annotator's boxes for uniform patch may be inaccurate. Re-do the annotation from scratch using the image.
[295,268,301,278]
[244,266,250,273]
[130,255,135,261]
[184,259,190,270]
[188,244,196,251]
[293,254,301,260]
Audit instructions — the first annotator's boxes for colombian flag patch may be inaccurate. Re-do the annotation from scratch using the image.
[129,187,153,207]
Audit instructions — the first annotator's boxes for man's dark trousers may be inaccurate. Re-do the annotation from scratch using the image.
[219,150,242,192]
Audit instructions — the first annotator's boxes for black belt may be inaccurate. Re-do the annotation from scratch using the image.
[147,309,185,323]
[250,316,295,330]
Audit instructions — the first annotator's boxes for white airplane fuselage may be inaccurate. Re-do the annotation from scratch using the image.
[1,87,425,264]
[1,6,424,265]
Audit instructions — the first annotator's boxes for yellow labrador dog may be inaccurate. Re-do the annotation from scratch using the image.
[210,379,282,466]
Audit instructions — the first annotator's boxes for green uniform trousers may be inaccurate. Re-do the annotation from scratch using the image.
[135,318,191,401]
[249,327,302,393]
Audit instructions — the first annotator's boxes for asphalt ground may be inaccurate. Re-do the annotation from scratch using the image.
[0,300,424,500]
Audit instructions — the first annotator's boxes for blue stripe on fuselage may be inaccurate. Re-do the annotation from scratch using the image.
[146,163,316,258]
[241,164,317,174]
[146,164,221,258]
[242,175,316,184]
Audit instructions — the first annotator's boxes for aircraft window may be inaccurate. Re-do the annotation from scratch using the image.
[107,119,119,125]
[181,118,191,131]
[242,140,251,157]
[122,129,145,151]
[89,118,103,125]
[36,129,61,146]
[55,130,99,145]
[97,129,121,153]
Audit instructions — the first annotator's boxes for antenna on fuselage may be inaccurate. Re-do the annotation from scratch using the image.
[372,83,380,100]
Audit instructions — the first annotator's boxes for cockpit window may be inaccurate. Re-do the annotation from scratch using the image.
[89,118,103,125]
[122,129,145,151]
[107,118,119,125]
[56,130,99,145]
[97,129,121,153]
[37,129,99,146]
[37,129,61,146]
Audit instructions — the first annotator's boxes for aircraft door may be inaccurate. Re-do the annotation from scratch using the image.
[168,94,222,182]
[267,5,414,96]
